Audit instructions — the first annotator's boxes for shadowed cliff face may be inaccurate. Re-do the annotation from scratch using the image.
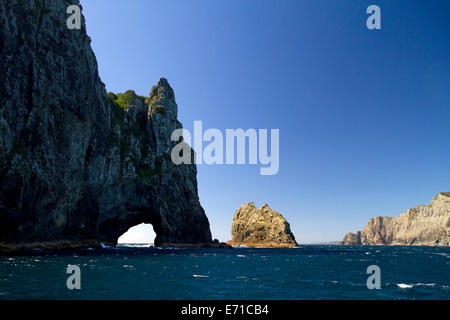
[0,0,212,248]
[340,193,450,246]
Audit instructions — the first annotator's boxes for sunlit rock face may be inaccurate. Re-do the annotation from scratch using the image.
[341,193,450,246]
[0,0,212,250]
[228,203,298,247]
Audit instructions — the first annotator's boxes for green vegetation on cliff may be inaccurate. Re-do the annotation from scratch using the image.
[107,91,145,109]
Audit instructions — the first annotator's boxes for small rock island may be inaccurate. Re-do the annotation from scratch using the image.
[227,203,298,247]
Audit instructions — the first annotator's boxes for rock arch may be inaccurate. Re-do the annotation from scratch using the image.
[0,1,213,250]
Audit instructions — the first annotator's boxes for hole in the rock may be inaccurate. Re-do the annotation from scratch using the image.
[117,223,156,245]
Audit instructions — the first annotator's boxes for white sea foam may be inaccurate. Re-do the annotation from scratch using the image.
[193,274,209,278]
[397,282,437,289]
[123,265,135,271]
[124,243,152,248]
[237,255,246,258]
[416,283,436,287]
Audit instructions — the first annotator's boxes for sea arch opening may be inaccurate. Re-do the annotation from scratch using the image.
[117,223,156,246]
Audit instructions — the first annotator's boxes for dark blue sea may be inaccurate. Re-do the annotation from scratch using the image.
[0,245,448,300]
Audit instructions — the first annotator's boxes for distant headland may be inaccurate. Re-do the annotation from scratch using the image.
[340,193,450,246]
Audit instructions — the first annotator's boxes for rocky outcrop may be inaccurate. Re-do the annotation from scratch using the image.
[340,193,450,246]
[228,203,298,247]
[0,0,214,250]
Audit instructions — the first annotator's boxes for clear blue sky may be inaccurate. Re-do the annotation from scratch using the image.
[81,0,450,243]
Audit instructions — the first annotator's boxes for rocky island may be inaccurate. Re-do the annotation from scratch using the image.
[0,0,226,251]
[227,203,298,247]
[340,193,450,246]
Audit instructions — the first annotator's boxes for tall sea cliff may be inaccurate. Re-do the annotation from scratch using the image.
[341,193,450,246]
[0,0,213,250]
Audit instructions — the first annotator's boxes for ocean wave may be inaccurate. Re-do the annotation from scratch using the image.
[193,274,209,278]
[416,283,436,287]
[118,243,152,248]
[396,283,437,289]
[153,246,181,250]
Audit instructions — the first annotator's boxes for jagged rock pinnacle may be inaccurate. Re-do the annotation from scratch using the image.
[228,203,298,247]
